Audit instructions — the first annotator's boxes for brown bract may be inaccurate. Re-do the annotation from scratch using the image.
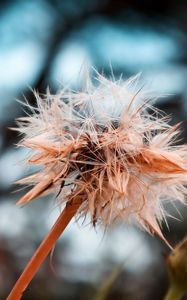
[15,73,187,243]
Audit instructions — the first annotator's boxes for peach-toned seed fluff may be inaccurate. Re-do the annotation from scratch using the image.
[15,72,187,243]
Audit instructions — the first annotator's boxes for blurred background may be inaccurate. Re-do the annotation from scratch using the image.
[1,0,187,299]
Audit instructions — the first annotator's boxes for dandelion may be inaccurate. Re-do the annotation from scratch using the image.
[7,71,187,299]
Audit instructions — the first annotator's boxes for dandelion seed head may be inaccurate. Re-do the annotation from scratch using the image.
[15,71,187,243]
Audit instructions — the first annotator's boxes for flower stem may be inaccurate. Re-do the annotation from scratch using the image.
[164,285,185,300]
[6,199,81,300]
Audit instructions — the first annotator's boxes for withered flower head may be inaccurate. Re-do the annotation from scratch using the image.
[16,72,187,242]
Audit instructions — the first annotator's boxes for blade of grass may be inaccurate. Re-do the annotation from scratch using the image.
[93,263,124,300]
[164,285,184,300]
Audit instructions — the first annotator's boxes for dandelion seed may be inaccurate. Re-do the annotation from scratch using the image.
[16,72,187,236]
[7,71,187,299]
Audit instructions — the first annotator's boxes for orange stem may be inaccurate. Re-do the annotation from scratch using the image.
[7,200,81,300]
